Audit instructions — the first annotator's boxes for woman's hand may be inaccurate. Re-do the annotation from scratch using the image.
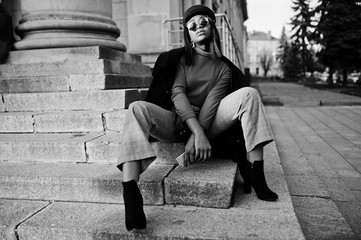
[184,132,211,166]
[183,117,212,166]
[194,131,211,161]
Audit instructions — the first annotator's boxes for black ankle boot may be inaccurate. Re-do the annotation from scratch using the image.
[122,180,146,231]
[251,160,278,201]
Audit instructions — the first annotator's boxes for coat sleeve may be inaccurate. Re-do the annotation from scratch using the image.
[0,4,15,63]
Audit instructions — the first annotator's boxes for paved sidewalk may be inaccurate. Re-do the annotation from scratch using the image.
[258,82,361,107]
[258,82,361,240]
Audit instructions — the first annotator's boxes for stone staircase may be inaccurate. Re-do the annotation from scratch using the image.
[0,46,237,210]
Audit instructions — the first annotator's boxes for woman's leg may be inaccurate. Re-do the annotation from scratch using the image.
[118,101,182,179]
[248,144,263,163]
[208,87,277,201]
[118,101,182,230]
[208,87,273,151]
[122,161,141,182]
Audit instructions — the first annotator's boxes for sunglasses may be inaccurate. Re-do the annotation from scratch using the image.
[186,17,211,32]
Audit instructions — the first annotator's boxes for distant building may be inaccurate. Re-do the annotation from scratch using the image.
[247,31,281,77]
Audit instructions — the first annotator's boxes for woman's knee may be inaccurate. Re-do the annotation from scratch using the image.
[237,87,261,100]
[128,101,149,115]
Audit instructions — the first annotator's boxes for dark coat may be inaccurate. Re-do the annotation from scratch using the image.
[145,47,250,162]
[0,4,15,63]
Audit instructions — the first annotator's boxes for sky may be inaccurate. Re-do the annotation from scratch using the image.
[244,0,318,39]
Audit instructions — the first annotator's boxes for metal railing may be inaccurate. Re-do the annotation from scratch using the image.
[164,13,244,69]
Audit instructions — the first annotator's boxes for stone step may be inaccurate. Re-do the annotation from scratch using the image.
[0,59,151,78]
[0,158,237,208]
[0,110,127,133]
[9,200,303,240]
[0,141,304,240]
[4,46,142,65]
[0,133,183,163]
[0,74,152,93]
[0,89,139,112]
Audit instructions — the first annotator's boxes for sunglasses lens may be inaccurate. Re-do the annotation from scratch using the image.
[199,19,208,27]
[187,22,197,31]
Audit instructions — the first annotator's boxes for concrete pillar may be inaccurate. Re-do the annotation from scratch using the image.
[127,0,170,55]
[14,0,126,51]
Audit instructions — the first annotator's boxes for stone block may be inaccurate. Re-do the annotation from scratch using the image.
[336,201,361,237]
[0,161,172,205]
[103,109,127,132]
[292,196,356,240]
[3,89,139,112]
[86,135,184,164]
[0,133,101,162]
[0,199,49,240]
[140,163,175,205]
[0,59,151,78]
[128,14,169,53]
[0,162,123,203]
[69,74,152,91]
[286,175,329,198]
[16,201,305,240]
[318,176,357,202]
[106,61,152,76]
[138,88,148,100]
[5,46,141,64]
[0,76,70,93]
[112,1,127,20]
[86,133,122,163]
[150,141,184,165]
[165,159,237,208]
[34,110,107,133]
[0,112,34,133]
[0,60,104,77]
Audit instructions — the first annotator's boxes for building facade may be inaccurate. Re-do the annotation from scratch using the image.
[247,31,281,77]
[1,0,248,68]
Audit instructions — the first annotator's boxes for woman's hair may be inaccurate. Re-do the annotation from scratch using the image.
[183,17,223,66]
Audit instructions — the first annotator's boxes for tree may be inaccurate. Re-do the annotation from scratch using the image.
[315,0,361,86]
[259,48,273,77]
[277,26,290,78]
[290,0,317,78]
[277,26,289,66]
[283,43,303,81]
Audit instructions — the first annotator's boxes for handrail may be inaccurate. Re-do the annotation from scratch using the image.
[164,13,244,69]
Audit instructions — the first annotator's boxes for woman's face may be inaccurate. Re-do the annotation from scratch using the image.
[186,15,212,44]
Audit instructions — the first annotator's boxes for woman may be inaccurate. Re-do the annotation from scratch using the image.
[118,5,278,231]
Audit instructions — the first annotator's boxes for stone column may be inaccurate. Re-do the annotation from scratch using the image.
[127,0,170,55]
[14,0,126,51]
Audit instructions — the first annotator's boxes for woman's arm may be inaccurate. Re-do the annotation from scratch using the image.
[171,61,197,122]
[198,63,231,131]
[171,60,211,162]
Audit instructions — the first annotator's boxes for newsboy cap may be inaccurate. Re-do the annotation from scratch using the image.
[183,5,216,24]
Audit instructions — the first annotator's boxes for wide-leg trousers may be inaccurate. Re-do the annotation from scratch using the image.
[117,87,273,172]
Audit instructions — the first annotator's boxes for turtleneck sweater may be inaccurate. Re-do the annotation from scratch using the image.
[171,47,231,130]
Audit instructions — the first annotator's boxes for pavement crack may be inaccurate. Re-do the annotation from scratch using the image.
[291,194,331,200]
[14,201,53,240]
[101,112,107,132]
